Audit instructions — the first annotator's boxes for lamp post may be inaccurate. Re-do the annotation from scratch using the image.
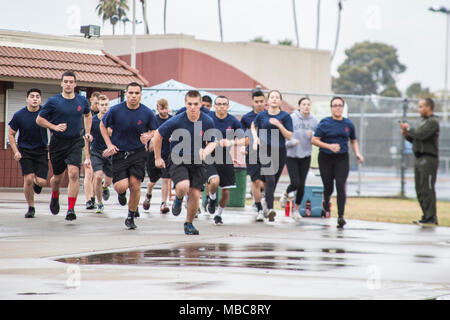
[429,6,450,120]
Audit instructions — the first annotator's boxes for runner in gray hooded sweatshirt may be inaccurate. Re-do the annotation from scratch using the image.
[280,97,318,213]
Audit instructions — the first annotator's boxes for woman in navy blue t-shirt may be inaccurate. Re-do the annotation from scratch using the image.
[251,90,293,222]
[312,97,363,228]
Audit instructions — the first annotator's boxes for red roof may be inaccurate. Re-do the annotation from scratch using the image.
[0,46,149,87]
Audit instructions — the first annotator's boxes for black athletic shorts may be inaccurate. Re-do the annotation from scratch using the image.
[246,152,264,182]
[49,135,84,175]
[206,163,236,189]
[90,148,113,178]
[170,162,206,191]
[112,148,146,184]
[18,146,49,179]
[146,151,171,183]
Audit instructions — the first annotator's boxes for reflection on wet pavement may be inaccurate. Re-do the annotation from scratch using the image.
[56,242,375,272]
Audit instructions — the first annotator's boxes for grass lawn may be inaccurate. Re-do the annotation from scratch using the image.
[247,197,450,227]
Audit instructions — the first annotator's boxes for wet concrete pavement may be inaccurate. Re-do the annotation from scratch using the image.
[1,188,450,300]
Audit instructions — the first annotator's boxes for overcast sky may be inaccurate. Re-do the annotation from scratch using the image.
[1,0,450,94]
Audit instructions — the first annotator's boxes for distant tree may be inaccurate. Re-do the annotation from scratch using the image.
[406,82,435,99]
[332,41,406,96]
[379,82,402,97]
[140,0,150,34]
[250,37,270,44]
[278,39,293,46]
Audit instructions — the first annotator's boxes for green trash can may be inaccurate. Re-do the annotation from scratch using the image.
[202,167,247,208]
[227,167,247,207]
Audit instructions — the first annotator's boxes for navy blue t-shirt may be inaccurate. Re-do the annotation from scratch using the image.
[240,110,259,132]
[253,110,293,148]
[9,106,48,149]
[91,115,107,151]
[176,105,214,118]
[158,111,215,160]
[39,94,90,139]
[155,114,173,157]
[314,117,357,154]
[102,102,157,152]
[240,109,261,150]
[210,112,244,164]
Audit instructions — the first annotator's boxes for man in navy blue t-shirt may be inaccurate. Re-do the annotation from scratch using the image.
[8,88,48,218]
[83,95,113,214]
[101,82,157,230]
[142,98,173,214]
[240,90,267,221]
[203,95,245,225]
[153,90,216,235]
[36,71,92,221]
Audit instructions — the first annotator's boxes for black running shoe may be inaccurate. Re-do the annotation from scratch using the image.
[172,197,182,216]
[184,222,199,235]
[65,208,77,221]
[143,193,152,211]
[134,207,140,218]
[202,196,209,212]
[207,198,217,214]
[50,197,60,215]
[25,207,35,218]
[118,192,127,206]
[214,215,223,225]
[414,218,438,226]
[86,199,95,210]
[337,216,346,229]
[102,187,110,201]
[33,183,42,194]
[125,214,137,230]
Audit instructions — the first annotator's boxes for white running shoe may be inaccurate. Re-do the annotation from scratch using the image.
[255,210,265,222]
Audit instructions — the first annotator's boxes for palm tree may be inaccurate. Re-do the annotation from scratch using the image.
[315,0,321,49]
[96,0,115,31]
[96,0,129,35]
[140,0,150,34]
[218,0,223,42]
[163,0,167,34]
[331,0,343,62]
[292,0,300,47]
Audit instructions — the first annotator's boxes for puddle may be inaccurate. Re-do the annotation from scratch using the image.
[55,242,374,272]
[17,292,57,296]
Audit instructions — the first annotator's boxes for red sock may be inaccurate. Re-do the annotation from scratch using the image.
[68,197,77,210]
[52,191,59,199]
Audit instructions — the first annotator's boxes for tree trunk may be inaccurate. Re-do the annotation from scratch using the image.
[141,0,150,34]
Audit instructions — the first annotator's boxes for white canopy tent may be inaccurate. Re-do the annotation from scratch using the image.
[111,79,251,116]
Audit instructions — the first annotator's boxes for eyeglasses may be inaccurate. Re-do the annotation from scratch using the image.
[331,104,344,108]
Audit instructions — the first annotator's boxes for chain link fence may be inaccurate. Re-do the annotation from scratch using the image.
[139,87,450,200]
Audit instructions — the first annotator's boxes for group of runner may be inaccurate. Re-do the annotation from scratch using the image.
[8,71,364,235]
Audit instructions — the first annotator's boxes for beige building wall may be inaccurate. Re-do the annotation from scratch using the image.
[101,34,332,97]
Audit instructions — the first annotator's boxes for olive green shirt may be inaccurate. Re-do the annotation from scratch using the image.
[405,114,440,158]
